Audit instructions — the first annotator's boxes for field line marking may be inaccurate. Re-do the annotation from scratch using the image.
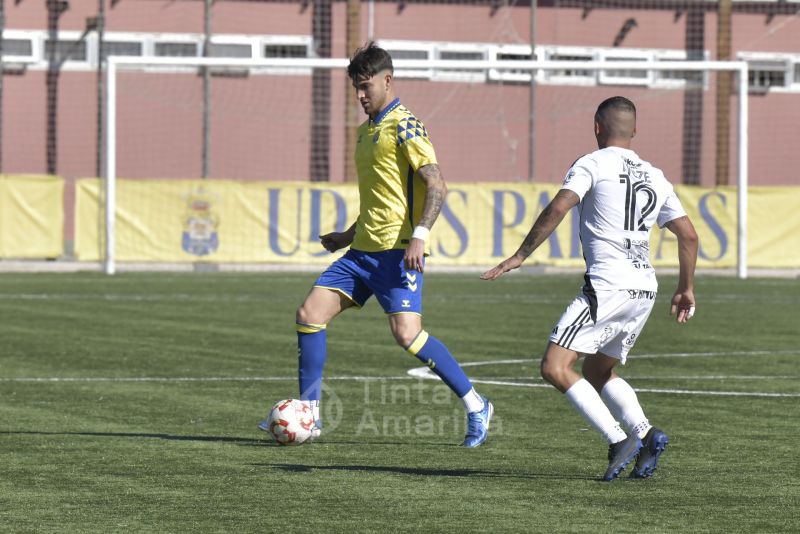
[408,365,800,398]
[4,348,799,398]
[467,380,800,397]
[0,376,413,383]
[3,373,799,398]
[634,349,797,359]
[456,351,797,361]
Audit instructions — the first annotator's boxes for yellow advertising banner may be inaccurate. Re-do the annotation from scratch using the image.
[74,179,800,268]
[75,179,361,263]
[0,175,63,258]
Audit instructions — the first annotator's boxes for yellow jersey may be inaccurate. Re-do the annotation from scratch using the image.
[351,98,438,252]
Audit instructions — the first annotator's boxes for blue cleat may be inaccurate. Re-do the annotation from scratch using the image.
[462,396,494,448]
[603,434,642,481]
[630,427,669,479]
[257,419,269,433]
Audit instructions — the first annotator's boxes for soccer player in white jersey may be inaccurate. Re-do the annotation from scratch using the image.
[482,96,698,481]
[259,43,493,447]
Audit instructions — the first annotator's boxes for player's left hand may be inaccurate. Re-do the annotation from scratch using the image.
[480,255,523,280]
[670,289,696,324]
[404,238,426,273]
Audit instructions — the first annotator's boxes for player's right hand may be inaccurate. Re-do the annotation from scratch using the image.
[480,255,523,280]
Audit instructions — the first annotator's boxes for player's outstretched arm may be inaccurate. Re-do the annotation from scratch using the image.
[481,189,579,281]
[320,222,357,253]
[405,163,447,272]
[665,215,699,323]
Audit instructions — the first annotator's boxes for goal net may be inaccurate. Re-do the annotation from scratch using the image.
[83,57,748,276]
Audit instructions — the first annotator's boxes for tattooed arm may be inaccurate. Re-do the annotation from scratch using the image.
[405,163,447,272]
[416,164,448,229]
[481,189,580,280]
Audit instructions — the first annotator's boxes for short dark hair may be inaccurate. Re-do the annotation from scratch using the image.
[595,96,636,122]
[595,96,636,139]
[347,42,393,81]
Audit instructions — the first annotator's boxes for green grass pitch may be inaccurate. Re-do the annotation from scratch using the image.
[0,270,797,532]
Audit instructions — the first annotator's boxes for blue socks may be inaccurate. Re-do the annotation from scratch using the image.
[298,323,473,409]
[297,322,326,402]
[406,330,472,397]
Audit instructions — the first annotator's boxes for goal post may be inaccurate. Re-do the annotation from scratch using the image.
[102,56,749,277]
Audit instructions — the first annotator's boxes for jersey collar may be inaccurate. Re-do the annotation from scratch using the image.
[606,146,636,156]
[370,98,400,126]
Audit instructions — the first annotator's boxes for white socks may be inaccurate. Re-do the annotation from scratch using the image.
[461,387,485,413]
[565,379,627,444]
[601,377,652,439]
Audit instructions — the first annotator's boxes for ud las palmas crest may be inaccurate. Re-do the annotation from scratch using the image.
[181,187,220,256]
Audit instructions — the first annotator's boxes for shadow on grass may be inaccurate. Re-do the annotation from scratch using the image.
[1,430,470,447]
[3,431,599,481]
[0,430,457,448]
[252,462,594,481]
[1,430,267,446]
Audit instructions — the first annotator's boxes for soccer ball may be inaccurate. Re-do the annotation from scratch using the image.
[263,399,315,446]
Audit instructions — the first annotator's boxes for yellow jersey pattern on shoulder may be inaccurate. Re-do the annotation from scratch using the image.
[352,98,437,252]
[397,116,429,146]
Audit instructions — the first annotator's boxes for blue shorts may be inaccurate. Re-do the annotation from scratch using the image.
[314,249,423,314]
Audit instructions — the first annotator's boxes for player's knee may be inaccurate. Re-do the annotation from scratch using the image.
[390,324,419,348]
[295,305,307,324]
[296,304,321,326]
[539,358,553,383]
[540,358,565,386]
[392,329,419,349]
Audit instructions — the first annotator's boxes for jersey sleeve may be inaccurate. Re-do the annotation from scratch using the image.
[561,155,595,200]
[397,116,437,171]
[656,188,688,228]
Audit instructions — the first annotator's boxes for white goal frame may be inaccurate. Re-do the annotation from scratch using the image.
[104,57,749,277]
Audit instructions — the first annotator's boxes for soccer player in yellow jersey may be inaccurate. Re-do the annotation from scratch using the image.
[260,43,493,447]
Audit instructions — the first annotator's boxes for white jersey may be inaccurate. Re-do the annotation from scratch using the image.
[561,146,686,291]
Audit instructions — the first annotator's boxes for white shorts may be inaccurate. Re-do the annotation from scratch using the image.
[548,288,656,363]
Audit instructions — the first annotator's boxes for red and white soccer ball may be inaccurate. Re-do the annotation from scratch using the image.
[265,399,315,446]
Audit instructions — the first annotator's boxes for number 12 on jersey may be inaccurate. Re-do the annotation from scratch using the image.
[619,173,657,232]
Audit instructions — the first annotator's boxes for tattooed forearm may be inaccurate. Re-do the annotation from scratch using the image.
[515,189,578,260]
[516,204,559,258]
[417,164,447,229]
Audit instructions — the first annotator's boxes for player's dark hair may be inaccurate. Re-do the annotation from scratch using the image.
[596,96,636,119]
[347,42,393,81]
[595,96,636,138]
